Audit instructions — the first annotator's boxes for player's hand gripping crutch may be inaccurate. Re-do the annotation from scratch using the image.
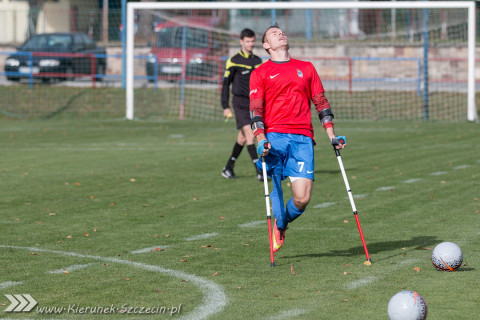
[332,136,372,265]
[259,140,276,267]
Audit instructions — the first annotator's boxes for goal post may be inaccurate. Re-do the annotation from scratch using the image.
[126,1,477,122]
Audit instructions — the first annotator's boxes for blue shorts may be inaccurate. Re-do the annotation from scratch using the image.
[257,132,315,181]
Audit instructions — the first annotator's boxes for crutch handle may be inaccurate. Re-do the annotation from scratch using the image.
[331,135,346,146]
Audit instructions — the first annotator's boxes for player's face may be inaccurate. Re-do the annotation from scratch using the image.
[240,36,255,54]
[264,27,288,51]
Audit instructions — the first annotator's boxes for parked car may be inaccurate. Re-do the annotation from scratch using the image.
[145,17,228,82]
[4,32,107,82]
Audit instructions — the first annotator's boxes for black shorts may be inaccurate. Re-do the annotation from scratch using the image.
[232,96,251,130]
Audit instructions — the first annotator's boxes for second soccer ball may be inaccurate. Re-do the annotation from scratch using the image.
[387,290,427,320]
[431,241,463,271]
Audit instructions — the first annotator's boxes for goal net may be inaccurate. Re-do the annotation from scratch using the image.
[126,1,477,122]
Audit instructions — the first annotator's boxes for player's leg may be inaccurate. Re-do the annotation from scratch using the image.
[241,124,263,181]
[283,134,315,222]
[222,131,245,179]
[223,97,250,179]
[262,132,288,252]
[235,97,262,181]
[286,178,312,223]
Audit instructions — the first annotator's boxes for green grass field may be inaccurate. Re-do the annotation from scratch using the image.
[0,119,479,319]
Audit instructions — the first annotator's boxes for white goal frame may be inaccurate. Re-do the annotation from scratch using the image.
[126,1,477,121]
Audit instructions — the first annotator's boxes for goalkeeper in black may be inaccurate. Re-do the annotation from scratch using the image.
[221,28,263,181]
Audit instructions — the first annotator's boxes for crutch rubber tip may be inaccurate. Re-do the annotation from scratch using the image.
[364,260,372,266]
[270,262,276,267]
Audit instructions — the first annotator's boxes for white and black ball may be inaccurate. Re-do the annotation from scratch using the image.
[387,290,427,320]
[431,242,463,271]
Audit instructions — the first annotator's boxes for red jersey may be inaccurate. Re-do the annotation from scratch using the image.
[249,59,325,140]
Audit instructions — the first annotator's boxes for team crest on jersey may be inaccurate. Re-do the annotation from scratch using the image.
[297,69,303,78]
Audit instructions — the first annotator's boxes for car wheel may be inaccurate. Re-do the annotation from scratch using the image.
[95,63,105,82]
[63,66,74,81]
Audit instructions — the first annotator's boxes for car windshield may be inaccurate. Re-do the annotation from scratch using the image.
[155,27,209,49]
[21,34,72,52]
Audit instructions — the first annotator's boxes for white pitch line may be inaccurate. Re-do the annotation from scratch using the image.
[0,245,227,320]
[46,263,95,274]
[397,258,421,267]
[185,233,219,241]
[352,194,368,199]
[131,245,171,254]
[403,178,422,184]
[376,186,395,191]
[266,308,309,320]
[430,171,447,176]
[238,220,265,228]
[313,202,336,209]
[454,165,471,170]
[346,276,378,289]
[0,281,23,289]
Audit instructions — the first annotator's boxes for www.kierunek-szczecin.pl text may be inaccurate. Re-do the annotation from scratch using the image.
[35,304,182,315]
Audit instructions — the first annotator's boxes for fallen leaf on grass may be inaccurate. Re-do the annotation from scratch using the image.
[343,220,349,223]
[413,267,421,272]
[154,289,163,293]
[290,264,296,275]
[49,213,57,216]
[124,278,130,281]
[66,235,72,239]
[343,272,350,275]
[180,259,188,262]
[83,233,89,237]
[212,272,218,277]
[154,248,165,251]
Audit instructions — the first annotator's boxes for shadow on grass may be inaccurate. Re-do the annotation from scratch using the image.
[286,235,441,262]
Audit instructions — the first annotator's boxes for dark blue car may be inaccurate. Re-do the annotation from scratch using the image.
[4,32,106,83]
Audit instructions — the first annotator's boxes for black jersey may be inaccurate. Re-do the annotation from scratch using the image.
[221,51,263,109]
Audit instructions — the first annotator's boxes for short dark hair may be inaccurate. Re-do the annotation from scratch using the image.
[261,23,280,54]
[240,28,255,39]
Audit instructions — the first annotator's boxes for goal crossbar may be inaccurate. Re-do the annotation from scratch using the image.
[126,1,477,121]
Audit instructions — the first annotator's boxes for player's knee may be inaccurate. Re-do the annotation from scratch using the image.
[293,195,310,210]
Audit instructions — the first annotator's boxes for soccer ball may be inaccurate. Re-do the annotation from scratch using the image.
[387,290,427,320]
[431,242,463,271]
